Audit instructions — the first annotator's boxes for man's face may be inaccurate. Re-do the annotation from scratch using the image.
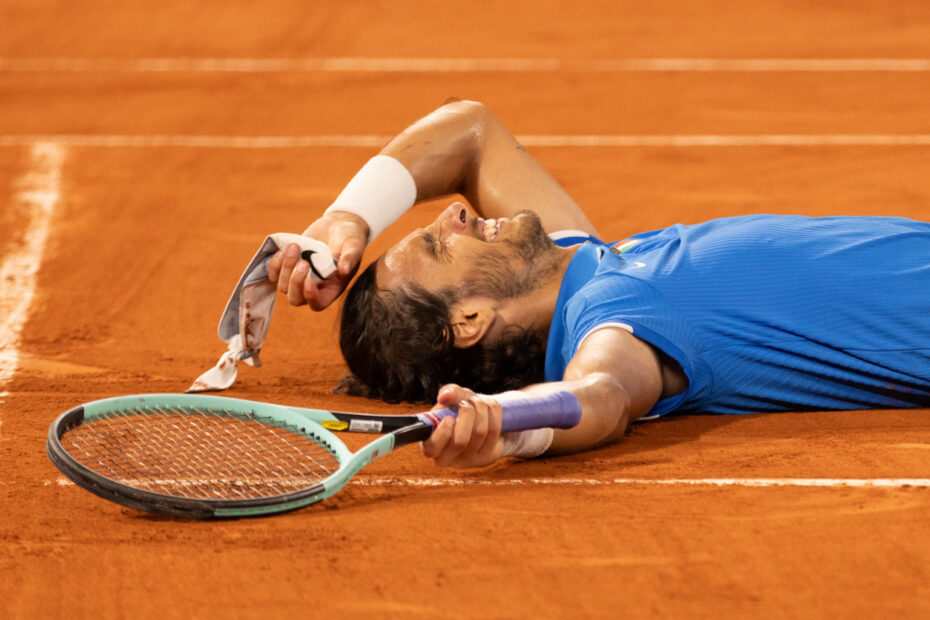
[377,202,559,299]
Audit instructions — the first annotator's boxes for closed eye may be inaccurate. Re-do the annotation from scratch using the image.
[419,232,437,257]
[419,232,449,261]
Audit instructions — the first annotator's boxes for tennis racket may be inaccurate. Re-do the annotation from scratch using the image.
[47,392,581,519]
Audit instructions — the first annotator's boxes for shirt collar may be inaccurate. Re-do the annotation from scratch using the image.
[544,243,603,381]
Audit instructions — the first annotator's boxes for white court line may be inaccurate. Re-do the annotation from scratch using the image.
[2,135,930,149]
[47,476,930,488]
[0,135,394,148]
[0,143,65,413]
[521,135,930,147]
[356,477,930,488]
[2,57,930,72]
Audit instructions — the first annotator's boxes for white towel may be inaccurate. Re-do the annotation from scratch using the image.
[188,233,336,392]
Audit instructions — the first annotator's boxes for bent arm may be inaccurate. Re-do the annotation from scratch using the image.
[421,327,664,467]
[271,100,598,309]
[379,99,598,236]
[523,327,664,455]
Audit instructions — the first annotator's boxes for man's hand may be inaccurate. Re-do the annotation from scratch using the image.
[266,211,369,311]
[421,384,505,468]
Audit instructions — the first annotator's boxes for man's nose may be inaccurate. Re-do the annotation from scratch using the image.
[439,202,469,234]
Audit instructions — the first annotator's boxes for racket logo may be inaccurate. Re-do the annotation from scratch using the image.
[301,249,335,280]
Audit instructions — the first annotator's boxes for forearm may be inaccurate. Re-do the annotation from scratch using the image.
[512,372,633,456]
[325,99,597,248]
[379,100,484,202]
[378,100,597,233]
[319,101,484,245]
[423,376,631,468]
[423,330,663,467]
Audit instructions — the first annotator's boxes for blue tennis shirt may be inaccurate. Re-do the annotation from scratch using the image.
[546,215,930,417]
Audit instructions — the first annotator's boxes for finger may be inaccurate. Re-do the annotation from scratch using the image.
[475,398,504,460]
[422,416,455,460]
[306,281,342,311]
[267,250,284,283]
[436,384,472,407]
[487,398,503,444]
[452,400,490,465]
[302,275,322,309]
[277,244,301,293]
[434,401,476,467]
[287,260,309,305]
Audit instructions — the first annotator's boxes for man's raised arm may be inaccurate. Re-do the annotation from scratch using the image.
[268,99,598,310]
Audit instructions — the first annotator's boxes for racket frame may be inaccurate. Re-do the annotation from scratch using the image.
[47,394,431,519]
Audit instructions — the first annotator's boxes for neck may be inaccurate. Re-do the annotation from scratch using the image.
[497,245,578,333]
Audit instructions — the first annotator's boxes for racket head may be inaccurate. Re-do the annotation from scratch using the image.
[47,394,374,519]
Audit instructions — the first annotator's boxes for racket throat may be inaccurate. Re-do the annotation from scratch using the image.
[348,433,397,474]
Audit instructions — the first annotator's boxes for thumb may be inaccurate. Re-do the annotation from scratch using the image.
[334,237,365,277]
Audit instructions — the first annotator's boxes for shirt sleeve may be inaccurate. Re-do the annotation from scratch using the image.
[564,273,708,417]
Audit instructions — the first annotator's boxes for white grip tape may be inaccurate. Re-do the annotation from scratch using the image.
[324,155,417,243]
[485,391,556,459]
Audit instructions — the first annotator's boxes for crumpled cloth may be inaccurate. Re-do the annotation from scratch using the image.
[187,233,336,392]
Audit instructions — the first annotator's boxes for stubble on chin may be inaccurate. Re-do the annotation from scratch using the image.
[461,211,560,300]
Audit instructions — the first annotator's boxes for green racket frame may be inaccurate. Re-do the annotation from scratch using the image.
[47,394,431,519]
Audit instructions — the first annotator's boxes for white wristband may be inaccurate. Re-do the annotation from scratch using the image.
[324,155,417,243]
[502,428,555,459]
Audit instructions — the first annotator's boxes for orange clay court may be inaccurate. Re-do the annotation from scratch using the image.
[1,1,930,618]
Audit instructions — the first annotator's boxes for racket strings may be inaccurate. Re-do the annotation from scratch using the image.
[60,406,341,500]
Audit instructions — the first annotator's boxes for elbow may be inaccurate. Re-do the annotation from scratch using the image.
[431,100,492,191]
[566,370,632,417]
[586,372,632,422]
[437,100,492,141]
[439,98,489,118]
[576,372,633,445]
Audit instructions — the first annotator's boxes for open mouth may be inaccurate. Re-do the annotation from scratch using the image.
[479,217,506,241]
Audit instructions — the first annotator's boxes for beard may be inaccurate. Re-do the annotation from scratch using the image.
[459,211,560,300]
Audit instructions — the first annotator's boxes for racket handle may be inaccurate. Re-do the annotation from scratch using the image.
[420,390,582,432]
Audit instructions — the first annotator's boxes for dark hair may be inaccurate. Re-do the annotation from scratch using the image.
[337,261,547,403]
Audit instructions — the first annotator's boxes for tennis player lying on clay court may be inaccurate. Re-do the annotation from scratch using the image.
[266,99,930,469]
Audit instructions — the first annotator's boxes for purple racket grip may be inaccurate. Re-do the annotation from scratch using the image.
[416,391,582,432]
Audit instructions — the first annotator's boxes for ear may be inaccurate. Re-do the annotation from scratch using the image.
[449,300,497,349]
